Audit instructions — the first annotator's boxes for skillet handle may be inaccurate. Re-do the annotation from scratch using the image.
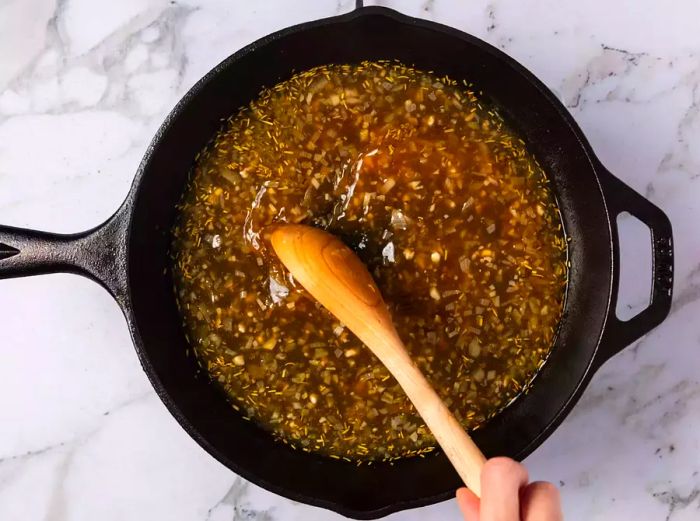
[596,166,674,364]
[0,206,130,307]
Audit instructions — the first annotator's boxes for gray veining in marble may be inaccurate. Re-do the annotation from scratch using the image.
[1,1,699,519]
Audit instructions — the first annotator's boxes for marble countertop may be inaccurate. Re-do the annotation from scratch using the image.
[1,1,699,519]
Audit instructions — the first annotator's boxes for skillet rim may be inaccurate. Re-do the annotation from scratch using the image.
[122,6,613,519]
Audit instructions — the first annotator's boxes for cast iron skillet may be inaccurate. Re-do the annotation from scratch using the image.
[0,4,674,519]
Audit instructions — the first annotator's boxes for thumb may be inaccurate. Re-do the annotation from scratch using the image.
[456,487,480,520]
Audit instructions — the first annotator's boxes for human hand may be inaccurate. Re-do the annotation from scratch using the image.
[456,458,563,520]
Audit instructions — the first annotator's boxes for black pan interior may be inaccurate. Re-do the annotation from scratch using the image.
[125,7,612,518]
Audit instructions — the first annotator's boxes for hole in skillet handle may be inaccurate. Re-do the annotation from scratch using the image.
[0,242,20,261]
[596,165,674,367]
[0,204,131,308]
[615,212,652,321]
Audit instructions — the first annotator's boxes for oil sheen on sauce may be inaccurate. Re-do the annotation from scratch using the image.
[172,62,568,461]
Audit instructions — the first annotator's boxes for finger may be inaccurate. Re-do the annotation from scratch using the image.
[456,487,480,520]
[480,458,529,521]
[520,481,563,521]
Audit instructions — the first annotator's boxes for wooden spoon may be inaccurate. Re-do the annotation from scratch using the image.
[270,224,486,495]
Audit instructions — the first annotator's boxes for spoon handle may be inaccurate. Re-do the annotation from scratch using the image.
[377,332,486,495]
[269,225,486,494]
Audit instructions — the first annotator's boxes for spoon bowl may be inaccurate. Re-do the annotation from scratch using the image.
[270,223,486,495]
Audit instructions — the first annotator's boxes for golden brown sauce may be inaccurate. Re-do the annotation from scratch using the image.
[172,62,568,461]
